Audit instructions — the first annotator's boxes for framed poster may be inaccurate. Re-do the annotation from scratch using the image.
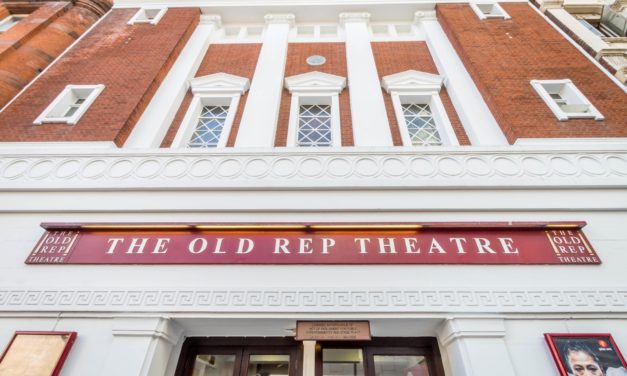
[0,331,77,376]
[545,333,627,376]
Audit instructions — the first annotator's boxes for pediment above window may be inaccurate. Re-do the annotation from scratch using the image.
[381,70,444,93]
[190,73,250,95]
[284,71,347,94]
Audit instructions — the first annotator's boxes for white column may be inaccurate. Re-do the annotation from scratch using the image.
[99,317,183,376]
[437,317,516,376]
[124,15,221,148]
[236,14,294,147]
[416,11,508,146]
[340,13,393,147]
[302,340,317,376]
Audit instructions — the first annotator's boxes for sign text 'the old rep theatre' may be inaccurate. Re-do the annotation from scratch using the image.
[25,222,600,265]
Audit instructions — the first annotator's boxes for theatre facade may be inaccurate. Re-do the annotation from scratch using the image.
[0,0,626,375]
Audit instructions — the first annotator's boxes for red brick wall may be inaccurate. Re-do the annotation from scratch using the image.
[0,1,112,109]
[372,41,470,146]
[438,3,627,142]
[160,43,262,148]
[275,43,353,147]
[0,8,199,145]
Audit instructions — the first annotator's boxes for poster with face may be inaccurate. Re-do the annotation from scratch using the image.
[545,334,627,376]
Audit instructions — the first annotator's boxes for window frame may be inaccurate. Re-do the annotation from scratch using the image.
[171,73,250,149]
[469,2,511,20]
[284,71,346,148]
[127,7,167,25]
[382,70,459,147]
[0,14,27,32]
[530,79,604,121]
[33,84,105,125]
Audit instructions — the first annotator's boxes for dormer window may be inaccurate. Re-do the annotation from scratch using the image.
[284,71,346,147]
[530,79,604,121]
[381,70,459,146]
[34,85,105,125]
[128,7,167,25]
[470,2,511,20]
[171,73,250,148]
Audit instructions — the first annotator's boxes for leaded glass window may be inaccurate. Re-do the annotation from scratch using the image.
[188,105,229,148]
[402,103,442,146]
[298,104,332,147]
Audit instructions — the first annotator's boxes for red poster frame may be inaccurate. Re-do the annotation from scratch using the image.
[544,333,627,376]
[0,331,77,376]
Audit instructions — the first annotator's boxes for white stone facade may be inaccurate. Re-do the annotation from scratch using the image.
[0,1,626,376]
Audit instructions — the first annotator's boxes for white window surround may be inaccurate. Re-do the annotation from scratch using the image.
[33,84,104,125]
[469,2,511,20]
[128,7,167,25]
[530,79,604,121]
[284,71,347,147]
[0,14,27,32]
[382,70,459,146]
[171,72,250,148]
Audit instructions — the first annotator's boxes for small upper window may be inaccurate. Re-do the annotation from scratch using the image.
[188,105,230,148]
[0,14,27,32]
[34,85,105,125]
[530,79,604,121]
[470,2,511,20]
[298,104,333,147]
[284,71,347,148]
[128,8,167,25]
[171,72,250,148]
[381,70,460,147]
[401,103,442,146]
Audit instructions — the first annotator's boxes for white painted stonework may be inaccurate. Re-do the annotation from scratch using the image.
[1,1,627,376]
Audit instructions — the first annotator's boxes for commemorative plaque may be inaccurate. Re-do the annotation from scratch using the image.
[296,321,371,341]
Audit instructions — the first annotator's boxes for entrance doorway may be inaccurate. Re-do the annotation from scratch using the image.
[175,338,300,376]
[175,338,443,376]
[318,338,444,376]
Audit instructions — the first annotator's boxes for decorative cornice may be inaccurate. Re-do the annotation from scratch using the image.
[0,148,626,190]
[264,13,295,26]
[413,10,437,22]
[190,72,250,95]
[284,71,346,94]
[381,70,443,93]
[199,14,222,27]
[0,289,625,313]
[339,12,371,25]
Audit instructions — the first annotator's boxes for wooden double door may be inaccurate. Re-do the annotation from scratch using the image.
[175,338,444,376]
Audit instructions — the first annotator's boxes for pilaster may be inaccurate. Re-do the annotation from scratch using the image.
[99,317,184,376]
[437,318,516,376]
[235,14,294,147]
[340,12,393,146]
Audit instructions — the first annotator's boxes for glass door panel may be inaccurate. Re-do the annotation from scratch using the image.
[372,355,429,376]
[246,354,290,376]
[192,354,238,376]
[322,349,365,376]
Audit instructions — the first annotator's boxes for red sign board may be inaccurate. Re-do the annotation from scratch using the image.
[25,222,600,265]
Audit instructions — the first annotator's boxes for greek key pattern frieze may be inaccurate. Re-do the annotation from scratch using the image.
[0,289,625,312]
